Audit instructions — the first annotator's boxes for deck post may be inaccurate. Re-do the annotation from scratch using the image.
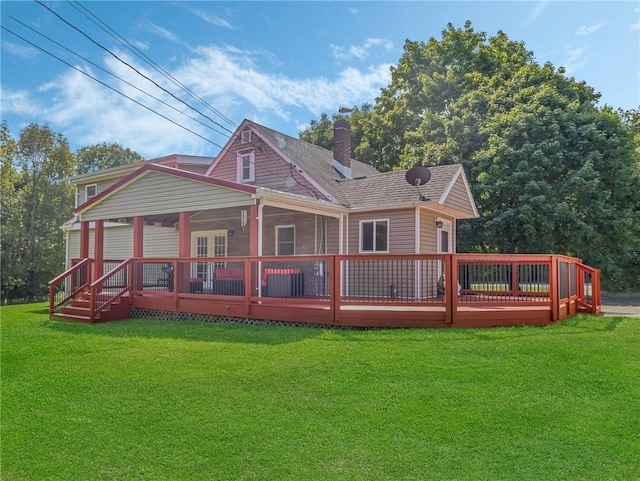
[80,220,90,259]
[133,216,144,257]
[333,256,341,322]
[178,212,190,257]
[445,254,455,324]
[550,256,559,322]
[94,220,104,282]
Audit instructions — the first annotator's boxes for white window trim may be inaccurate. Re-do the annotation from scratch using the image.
[240,130,252,144]
[359,218,390,254]
[436,218,453,254]
[276,225,295,256]
[85,184,97,200]
[237,150,255,182]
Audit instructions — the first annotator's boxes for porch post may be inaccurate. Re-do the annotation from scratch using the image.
[133,216,144,258]
[80,220,90,259]
[178,211,191,257]
[94,220,104,281]
[249,203,259,256]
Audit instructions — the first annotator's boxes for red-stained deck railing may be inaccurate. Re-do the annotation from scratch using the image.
[52,254,601,328]
[48,258,93,315]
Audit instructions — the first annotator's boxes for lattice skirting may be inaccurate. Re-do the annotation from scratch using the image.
[130,308,356,329]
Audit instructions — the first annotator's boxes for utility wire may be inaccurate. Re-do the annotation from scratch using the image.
[8,15,230,138]
[35,0,235,137]
[1,25,224,149]
[67,0,237,129]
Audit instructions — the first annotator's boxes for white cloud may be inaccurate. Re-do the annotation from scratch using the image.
[564,47,586,74]
[349,8,359,15]
[146,22,183,45]
[631,22,640,31]
[526,0,549,25]
[2,41,39,60]
[2,45,391,157]
[331,38,394,61]
[0,87,42,117]
[189,8,238,30]
[575,23,604,36]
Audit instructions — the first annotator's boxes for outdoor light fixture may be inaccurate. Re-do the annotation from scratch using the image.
[435,220,444,228]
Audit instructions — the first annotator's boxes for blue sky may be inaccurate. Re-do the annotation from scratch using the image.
[1,1,639,159]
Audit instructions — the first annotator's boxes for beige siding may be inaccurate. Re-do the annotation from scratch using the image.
[67,224,179,266]
[420,210,438,253]
[347,209,415,254]
[325,217,340,254]
[81,171,253,221]
[209,132,328,200]
[443,176,475,217]
[143,225,179,257]
[420,209,457,254]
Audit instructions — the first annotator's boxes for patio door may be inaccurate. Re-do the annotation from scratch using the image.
[191,230,227,283]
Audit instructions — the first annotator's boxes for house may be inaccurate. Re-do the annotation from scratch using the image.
[50,119,599,327]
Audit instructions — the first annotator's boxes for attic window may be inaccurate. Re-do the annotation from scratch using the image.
[85,184,97,200]
[237,150,255,182]
[240,130,252,144]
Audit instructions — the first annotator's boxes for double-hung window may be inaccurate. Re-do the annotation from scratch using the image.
[276,225,295,255]
[360,219,389,253]
[85,184,97,200]
[237,150,255,182]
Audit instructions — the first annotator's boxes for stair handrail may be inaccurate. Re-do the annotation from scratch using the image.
[49,258,94,315]
[89,258,133,323]
[577,263,601,314]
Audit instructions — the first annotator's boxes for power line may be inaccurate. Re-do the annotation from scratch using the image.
[35,0,236,137]
[1,25,224,149]
[7,15,230,138]
[67,0,237,129]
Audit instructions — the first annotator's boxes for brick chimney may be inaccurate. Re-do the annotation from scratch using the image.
[333,119,352,178]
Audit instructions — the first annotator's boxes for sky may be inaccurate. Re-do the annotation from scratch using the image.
[1,1,639,160]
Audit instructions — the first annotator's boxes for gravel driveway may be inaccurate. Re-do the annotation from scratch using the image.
[600,292,640,317]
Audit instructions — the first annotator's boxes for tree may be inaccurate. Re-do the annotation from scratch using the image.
[75,142,143,174]
[301,22,640,290]
[3,123,75,301]
[0,121,28,300]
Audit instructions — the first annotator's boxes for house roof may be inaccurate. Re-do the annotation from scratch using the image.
[237,120,476,217]
[339,164,478,218]
[243,120,379,204]
[67,154,214,184]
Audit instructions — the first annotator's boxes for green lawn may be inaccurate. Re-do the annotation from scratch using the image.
[2,303,639,481]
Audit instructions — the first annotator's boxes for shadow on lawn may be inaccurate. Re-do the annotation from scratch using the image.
[45,317,322,346]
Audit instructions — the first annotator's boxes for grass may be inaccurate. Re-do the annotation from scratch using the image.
[2,303,639,481]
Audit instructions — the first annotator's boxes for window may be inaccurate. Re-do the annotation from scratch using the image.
[85,184,97,200]
[240,130,252,144]
[276,226,295,255]
[360,220,388,253]
[237,150,255,182]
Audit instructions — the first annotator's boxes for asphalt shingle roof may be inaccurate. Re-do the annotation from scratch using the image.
[246,120,465,210]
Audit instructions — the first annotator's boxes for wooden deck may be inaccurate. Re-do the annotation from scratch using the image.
[49,254,600,328]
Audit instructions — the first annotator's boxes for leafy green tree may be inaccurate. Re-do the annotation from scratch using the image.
[1,121,28,300]
[75,142,143,174]
[302,22,640,290]
[4,123,76,300]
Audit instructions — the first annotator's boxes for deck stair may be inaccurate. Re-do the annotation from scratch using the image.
[52,289,131,323]
[49,258,133,323]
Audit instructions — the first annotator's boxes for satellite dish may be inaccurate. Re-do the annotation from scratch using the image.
[405,165,431,186]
